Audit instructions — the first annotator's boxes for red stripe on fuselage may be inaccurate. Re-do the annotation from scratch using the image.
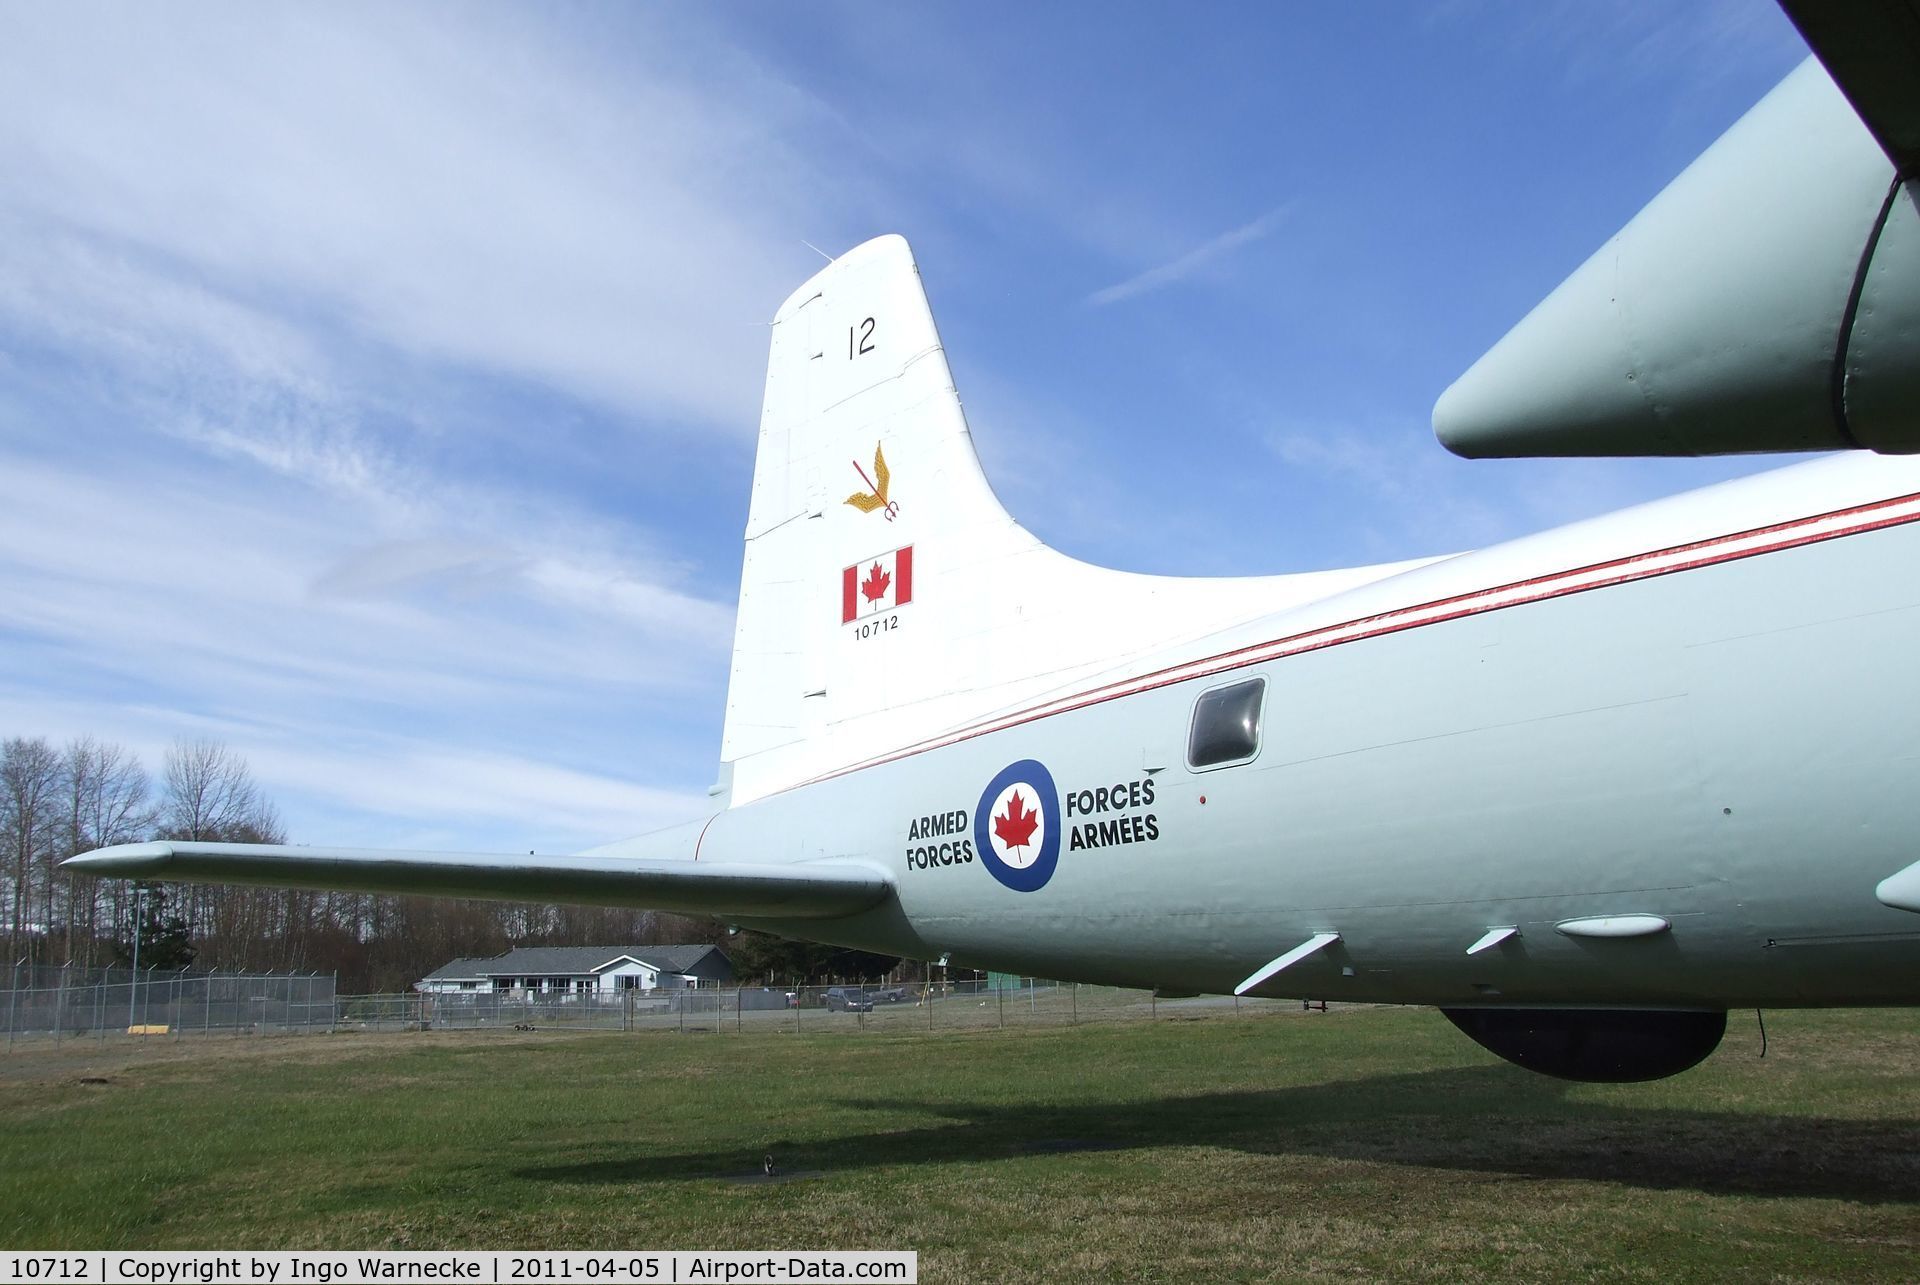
[790,489,1920,792]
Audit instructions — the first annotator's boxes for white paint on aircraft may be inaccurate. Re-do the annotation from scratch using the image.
[63,22,1920,1081]
[1874,860,1920,913]
[1555,916,1671,940]
[1235,933,1341,996]
[1466,927,1519,956]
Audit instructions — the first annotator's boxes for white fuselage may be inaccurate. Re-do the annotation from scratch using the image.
[703,453,1920,1008]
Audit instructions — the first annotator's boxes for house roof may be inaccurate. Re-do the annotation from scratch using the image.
[421,944,729,981]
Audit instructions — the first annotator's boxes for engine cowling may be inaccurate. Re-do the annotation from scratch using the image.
[1432,60,1920,460]
[1441,1007,1728,1082]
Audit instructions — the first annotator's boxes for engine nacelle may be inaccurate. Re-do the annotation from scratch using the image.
[1441,1007,1727,1082]
[1433,59,1920,460]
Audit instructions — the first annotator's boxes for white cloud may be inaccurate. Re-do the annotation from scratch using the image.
[0,5,844,430]
[1086,204,1297,307]
[0,5,884,850]
[243,742,711,852]
[0,419,729,846]
[0,3,1806,857]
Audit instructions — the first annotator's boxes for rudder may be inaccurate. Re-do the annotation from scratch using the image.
[720,236,1034,802]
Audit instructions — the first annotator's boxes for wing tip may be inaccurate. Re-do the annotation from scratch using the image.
[63,841,173,875]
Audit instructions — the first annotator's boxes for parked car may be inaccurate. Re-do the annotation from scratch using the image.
[871,986,911,1005]
[823,987,873,1012]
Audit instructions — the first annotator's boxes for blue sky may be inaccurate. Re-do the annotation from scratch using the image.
[0,3,1813,853]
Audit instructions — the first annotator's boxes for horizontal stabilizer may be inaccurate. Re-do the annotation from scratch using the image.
[63,841,892,920]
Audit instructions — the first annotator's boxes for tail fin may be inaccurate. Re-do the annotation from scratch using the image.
[720,235,1034,802]
[718,235,1412,805]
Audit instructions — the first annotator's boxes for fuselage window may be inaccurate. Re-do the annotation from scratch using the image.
[1188,677,1265,769]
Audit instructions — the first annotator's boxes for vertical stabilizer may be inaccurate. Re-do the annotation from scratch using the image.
[720,235,1431,805]
[721,236,1031,801]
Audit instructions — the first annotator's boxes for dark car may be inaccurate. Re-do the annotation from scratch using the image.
[823,987,873,1012]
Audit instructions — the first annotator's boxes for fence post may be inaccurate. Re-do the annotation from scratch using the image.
[172,974,181,1040]
[54,962,68,1047]
[736,989,742,1034]
[329,973,338,1035]
[998,983,1004,1029]
[9,957,24,1052]
[1072,983,1078,1026]
[1150,990,1156,1019]
[96,977,105,1043]
[205,975,213,1038]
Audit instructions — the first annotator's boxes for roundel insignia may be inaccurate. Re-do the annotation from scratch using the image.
[974,759,1062,892]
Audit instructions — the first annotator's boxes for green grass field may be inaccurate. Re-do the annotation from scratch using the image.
[2,1006,1917,1282]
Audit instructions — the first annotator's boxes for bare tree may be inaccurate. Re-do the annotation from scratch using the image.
[161,738,286,962]
[1,737,64,961]
[61,739,154,965]
[161,738,280,842]
[2,731,736,987]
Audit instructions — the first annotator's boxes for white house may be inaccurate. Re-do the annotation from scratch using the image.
[415,944,733,995]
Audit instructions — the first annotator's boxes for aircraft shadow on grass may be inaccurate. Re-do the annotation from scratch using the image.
[518,1064,1920,1203]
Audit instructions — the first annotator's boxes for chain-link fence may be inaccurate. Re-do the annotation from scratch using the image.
[350,979,1295,1036]
[3,972,1303,1049]
[1,964,338,1049]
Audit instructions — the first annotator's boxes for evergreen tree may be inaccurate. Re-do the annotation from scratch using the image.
[728,930,897,983]
[114,881,198,972]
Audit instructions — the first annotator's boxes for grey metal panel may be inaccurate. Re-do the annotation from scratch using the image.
[1846,181,1920,450]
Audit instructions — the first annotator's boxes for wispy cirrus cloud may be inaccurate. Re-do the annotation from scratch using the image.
[0,5,858,431]
[0,2,1811,855]
[0,4,836,848]
[1086,203,1297,307]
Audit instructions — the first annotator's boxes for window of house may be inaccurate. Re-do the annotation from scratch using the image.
[1187,677,1265,769]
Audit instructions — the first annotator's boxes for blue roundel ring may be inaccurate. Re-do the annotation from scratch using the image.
[974,758,1062,893]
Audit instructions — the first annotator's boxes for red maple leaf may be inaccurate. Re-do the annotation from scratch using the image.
[993,790,1040,852]
[861,561,891,603]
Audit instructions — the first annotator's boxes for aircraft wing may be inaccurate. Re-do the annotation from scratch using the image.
[63,841,892,920]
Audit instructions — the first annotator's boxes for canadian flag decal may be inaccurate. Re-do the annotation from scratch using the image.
[842,545,913,622]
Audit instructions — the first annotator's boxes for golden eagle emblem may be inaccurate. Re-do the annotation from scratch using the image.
[845,443,899,521]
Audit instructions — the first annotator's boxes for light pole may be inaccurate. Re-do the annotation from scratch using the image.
[129,885,146,1033]
[6,956,23,1052]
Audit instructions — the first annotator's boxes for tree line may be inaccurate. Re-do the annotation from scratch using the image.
[1,735,731,992]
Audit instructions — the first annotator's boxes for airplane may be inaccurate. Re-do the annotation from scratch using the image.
[66,3,1920,1083]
